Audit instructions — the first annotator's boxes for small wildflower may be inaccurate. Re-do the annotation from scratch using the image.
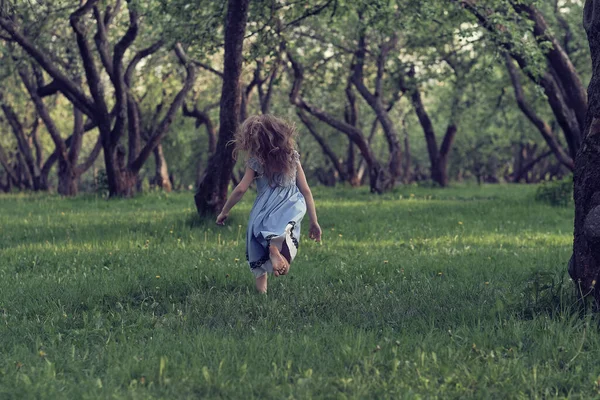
[140,377,146,385]
[458,221,463,225]
[331,228,335,231]
[169,230,173,234]
[63,313,67,318]
[234,258,240,262]
[38,350,47,358]
[226,274,230,278]
[410,193,415,197]
[61,212,65,216]
[373,345,381,353]
[485,281,489,285]
[338,234,343,238]
[437,272,443,276]
[156,275,160,279]
[383,260,389,264]
[15,361,23,370]
[209,258,215,261]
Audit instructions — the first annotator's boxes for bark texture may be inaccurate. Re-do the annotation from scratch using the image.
[195,0,249,215]
[570,0,600,301]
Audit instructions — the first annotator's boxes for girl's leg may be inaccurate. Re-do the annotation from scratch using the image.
[255,273,268,293]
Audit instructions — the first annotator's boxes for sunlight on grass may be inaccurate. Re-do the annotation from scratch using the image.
[0,186,588,399]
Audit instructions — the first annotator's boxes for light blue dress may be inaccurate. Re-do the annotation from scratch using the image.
[246,151,307,277]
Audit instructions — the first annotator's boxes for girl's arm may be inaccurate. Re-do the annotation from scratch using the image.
[296,162,322,242]
[216,167,255,225]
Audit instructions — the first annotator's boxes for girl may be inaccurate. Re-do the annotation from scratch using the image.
[216,115,322,293]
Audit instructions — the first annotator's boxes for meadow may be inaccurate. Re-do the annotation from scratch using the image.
[0,185,595,399]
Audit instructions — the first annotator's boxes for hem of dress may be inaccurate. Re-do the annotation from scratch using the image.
[247,221,299,276]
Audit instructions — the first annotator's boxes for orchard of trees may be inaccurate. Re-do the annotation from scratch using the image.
[0,0,589,199]
[3,0,600,298]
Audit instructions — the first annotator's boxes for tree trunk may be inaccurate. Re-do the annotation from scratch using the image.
[344,84,359,186]
[57,160,78,196]
[402,70,455,187]
[351,33,402,184]
[153,143,172,192]
[195,0,249,216]
[431,125,457,187]
[570,0,600,302]
[287,50,389,193]
[402,118,412,184]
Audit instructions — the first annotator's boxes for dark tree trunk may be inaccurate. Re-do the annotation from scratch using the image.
[570,0,600,302]
[351,33,402,184]
[432,125,457,187]
[402,118,412,184]
[344,84,359,186]
[195,0,249,215]
[1,101,42,190]
[153,143,172,192]
[0,142,18,187]
[401,69,455,187]
[57,160,77,196]
[505,55,574,170]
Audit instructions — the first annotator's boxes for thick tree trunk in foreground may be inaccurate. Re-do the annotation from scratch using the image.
[570,0,600,302]
[195,0,249,216]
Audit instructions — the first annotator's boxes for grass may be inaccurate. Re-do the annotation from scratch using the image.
[0,184,595,399]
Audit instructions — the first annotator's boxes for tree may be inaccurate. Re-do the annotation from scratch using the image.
[0,0,196,197]
[194,0,250,216]
[570,0,600,304]
[451,0,586,160]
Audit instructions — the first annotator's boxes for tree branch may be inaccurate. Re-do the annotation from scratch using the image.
[130,43,196,173]
[191,58,224,78]
[505,54,574,170]
[0,16,95,116]
[297,110,346,180]
[124,39,164,87]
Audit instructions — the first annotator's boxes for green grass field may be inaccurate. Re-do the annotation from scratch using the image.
[0,185,595,399]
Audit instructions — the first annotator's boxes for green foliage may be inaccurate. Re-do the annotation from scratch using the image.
[0,186,588,398]
[535,176,573,207]
[95,169,109,197]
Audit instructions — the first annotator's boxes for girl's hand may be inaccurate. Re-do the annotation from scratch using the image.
[309,222,322,242]
[216,212,228,225]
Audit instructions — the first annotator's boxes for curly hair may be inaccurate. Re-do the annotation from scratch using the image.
[233,115,298,182]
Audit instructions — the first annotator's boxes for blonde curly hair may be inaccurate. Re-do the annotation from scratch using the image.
[233,115,298,182]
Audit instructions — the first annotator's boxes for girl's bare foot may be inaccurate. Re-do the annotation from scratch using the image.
[256,274,267,293]
[269,245,289,276]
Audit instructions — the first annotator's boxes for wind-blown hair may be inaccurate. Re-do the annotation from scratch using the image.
[233,115,298,182]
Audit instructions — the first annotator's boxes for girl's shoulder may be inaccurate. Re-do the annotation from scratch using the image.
[247,156,264,174]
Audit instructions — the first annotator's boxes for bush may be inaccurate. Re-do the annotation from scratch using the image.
[534,176,573,207]
[96,169,109,196]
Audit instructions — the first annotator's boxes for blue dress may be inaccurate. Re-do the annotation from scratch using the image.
[246,151,307,277]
